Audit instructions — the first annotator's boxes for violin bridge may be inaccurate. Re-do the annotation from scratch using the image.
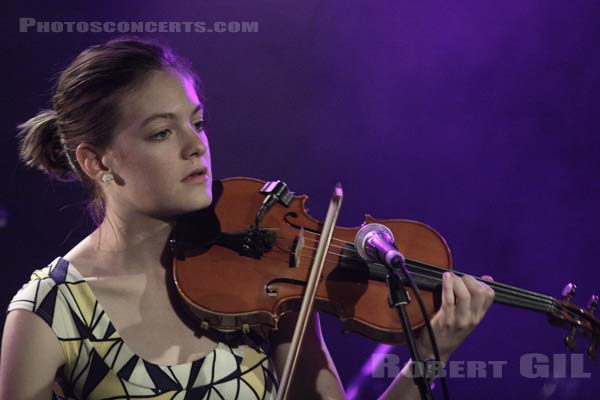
[290,226,305,268]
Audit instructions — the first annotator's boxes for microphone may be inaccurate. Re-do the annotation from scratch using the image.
[353,223,405,268]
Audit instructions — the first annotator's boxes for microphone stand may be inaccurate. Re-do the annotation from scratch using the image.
[356,223,448,399]
[384,255,434,400]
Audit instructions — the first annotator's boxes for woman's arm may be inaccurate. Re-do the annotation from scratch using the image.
[271,311,346,399]
[270,272,494,400]
[378,272,495,400]
[0,310,65,400]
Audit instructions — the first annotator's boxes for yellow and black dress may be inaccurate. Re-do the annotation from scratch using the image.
[8,257,279,400]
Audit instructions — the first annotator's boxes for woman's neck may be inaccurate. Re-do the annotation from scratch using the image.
[82,209,176,276]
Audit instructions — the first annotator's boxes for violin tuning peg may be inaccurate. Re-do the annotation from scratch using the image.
[587,336,599,360]
[561,283,577,303]
[564,325,578,351]
[587,295,598,314]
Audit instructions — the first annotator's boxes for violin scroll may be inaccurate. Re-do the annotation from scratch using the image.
[549,283,600,358]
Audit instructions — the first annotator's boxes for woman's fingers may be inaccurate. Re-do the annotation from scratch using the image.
[462,275,490,322]
[451,274,472,327]
[441,272,455,321]
[425,271,495,360]
[479,275,496,314]
[443,273,495,327]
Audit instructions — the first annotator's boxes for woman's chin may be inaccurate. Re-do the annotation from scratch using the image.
[184,195,213,213]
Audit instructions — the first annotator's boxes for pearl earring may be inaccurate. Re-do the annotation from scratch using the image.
[101,172,114,184]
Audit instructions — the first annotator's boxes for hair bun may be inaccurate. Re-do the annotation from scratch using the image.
[17,109,78,181]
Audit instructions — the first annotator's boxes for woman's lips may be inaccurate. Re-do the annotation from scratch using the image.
[182,173,209,184]
[181,167,208,183]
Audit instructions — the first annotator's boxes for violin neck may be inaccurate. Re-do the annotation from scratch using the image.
[404,259,559,315]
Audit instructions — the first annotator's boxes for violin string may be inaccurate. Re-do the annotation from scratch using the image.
[306,231,355,246]
[268,241,556,311]
[267,225,576,317]
[282,227,355,246]
[259,226,561,312]
[259,226,350,249]
[300,235,352,251]
[278,234,537,295]
[268,233,558,311]
[260,246,557,312]
[268,238,584,329]
[269,230,594,326]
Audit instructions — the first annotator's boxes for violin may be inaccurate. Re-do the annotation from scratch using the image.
[169,177,600,357]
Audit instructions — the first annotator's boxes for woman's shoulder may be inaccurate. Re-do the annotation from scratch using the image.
[9,233,97,307]
[7,256,86,323]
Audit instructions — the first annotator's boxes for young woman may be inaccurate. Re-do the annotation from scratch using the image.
[0,37,495,400]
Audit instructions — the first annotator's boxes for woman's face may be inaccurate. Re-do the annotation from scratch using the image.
[102,69,212,219]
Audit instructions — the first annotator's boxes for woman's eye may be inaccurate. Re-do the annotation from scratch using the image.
[193,120,206,132]
[150,129,171,141]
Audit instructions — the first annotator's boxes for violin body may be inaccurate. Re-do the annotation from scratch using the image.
[172,177,453,344]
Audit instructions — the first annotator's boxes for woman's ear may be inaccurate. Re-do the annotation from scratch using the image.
[75,143,109,181]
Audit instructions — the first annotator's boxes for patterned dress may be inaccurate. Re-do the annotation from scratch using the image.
[8,257,279,399]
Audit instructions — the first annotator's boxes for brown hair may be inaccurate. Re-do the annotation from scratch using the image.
[17,37,202,225]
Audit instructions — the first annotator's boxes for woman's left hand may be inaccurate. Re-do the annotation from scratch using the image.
[380,272,495,399]
[416,272,495,361]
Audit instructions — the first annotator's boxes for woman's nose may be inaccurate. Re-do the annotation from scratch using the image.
[182,125,208,159]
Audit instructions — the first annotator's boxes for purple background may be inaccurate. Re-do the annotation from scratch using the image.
[2,1,600,398]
